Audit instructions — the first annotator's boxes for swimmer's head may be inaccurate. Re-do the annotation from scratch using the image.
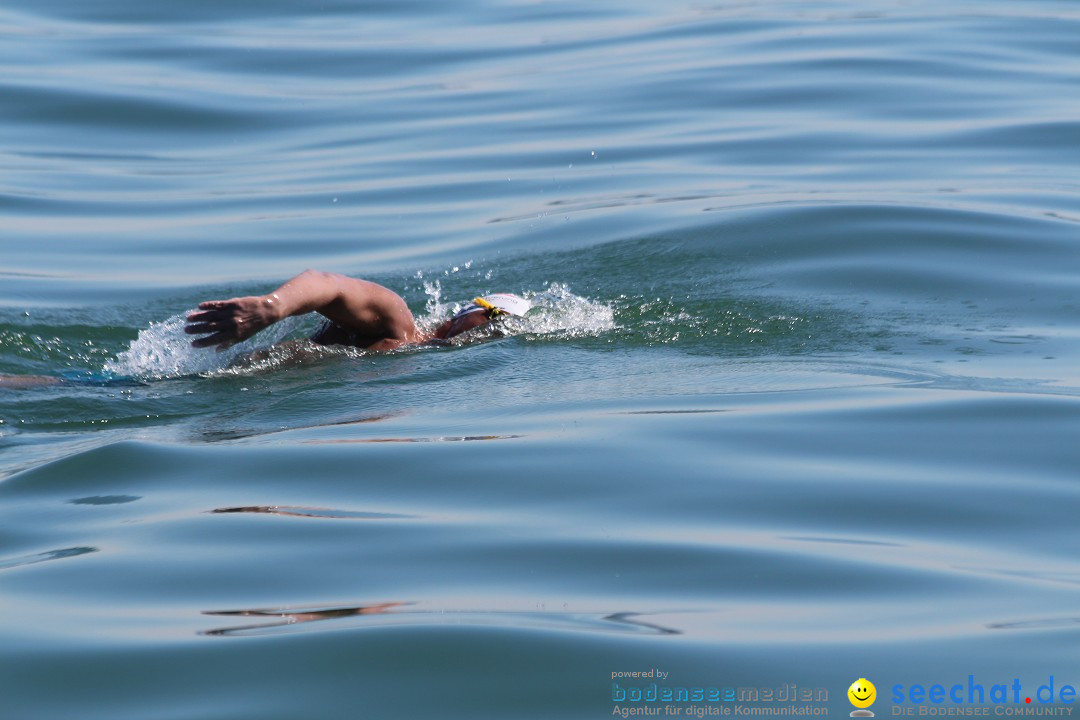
[464,293,532,319]
[435,293,531,340]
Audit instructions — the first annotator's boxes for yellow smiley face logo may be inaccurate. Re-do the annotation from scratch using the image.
[848,679,876,708]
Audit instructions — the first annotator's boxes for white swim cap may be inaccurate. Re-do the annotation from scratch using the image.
[454,293,531,319]
[477,293,531,317]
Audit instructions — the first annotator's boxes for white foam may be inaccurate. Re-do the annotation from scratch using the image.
[105,313,308,379]
[515,283,616,339]
[416,282,616,343]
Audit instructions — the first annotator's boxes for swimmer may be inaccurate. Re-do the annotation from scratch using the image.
[184,269,530,351]
[0,270,529,390]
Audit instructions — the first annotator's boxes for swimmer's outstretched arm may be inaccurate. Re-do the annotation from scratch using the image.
[185,269,417,351]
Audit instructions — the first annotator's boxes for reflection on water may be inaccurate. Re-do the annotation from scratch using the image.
[987,617,1080,631]
[201,601,681,638]
[302,435,521,444]
[0,546,97,571]
[202,601,408,637]
[209,506,416,520]
[200,412,398,443]
[68,494,140,505]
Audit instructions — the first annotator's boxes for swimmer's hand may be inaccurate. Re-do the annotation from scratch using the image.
[185,296,279,351]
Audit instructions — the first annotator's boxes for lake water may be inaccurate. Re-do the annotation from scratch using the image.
[3,1,1080,718]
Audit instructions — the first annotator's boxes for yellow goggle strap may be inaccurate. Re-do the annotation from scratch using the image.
[472,297,506,319]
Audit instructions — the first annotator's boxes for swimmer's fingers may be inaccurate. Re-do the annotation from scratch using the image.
[189,331,237,352]
[184,314,226,333]
[184,316,237,339]
[185,302,241,350]
[185,299,240,324]
[186,324,229,341]
[186,321,242,351]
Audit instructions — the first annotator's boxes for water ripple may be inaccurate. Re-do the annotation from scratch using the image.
[0,546,97,571]
[200,601,680,638]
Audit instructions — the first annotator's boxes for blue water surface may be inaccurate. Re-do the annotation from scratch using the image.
[2,1,1080,718]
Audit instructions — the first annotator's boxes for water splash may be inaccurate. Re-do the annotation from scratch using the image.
[421,278,447,319]
[414,282,617,343]
[104,313,309,379]
[515,283,617,340]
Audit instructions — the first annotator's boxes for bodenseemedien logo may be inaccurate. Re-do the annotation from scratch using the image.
[849,678,877,717]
